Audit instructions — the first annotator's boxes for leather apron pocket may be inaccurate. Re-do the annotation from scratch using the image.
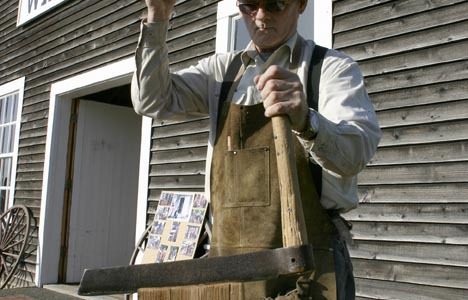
[224,147,270,207]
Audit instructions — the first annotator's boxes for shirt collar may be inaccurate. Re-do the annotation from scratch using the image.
[240,32,299,66]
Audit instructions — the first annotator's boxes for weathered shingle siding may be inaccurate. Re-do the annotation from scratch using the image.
[147,0,220,225]
[0,0,220,286]
[334,0,468,298]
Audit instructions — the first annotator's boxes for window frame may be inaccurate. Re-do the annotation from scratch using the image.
[216,0,332,54]
[0,77,25,210]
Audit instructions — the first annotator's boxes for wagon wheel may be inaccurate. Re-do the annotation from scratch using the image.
[0,205,31,289]
[125,225,152,300]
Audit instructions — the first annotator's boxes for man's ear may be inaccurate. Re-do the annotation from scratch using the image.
[299,0,308,14]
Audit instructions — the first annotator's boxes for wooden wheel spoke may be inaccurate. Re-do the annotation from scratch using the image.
[0,254,5,269]
[5,210,15,230]
[1,221,16,247]
[0,255,10,273]
[2,252,19,259]
[3,217,26,247]
[0,219,9,244]
[2,224,27,248]
[2,239,23,252]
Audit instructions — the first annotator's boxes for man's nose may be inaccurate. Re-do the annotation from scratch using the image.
[255,7,267,19]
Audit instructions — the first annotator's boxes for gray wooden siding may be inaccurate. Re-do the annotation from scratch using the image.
[147,0,220,224]
[334,0,468,298]
[148,118,210,222]
[0,0,219,286]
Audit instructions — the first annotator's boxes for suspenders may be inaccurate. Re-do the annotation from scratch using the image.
[218,44,328,196]
[306,44,327,196]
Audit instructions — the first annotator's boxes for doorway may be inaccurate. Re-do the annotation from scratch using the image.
[61,93,141,282]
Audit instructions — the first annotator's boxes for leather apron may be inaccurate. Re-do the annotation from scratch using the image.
[210,96,339,299]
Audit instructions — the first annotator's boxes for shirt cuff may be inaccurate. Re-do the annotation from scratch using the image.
[138,20,169,48]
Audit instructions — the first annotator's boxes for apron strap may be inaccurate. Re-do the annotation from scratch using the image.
[307,44,328,197]
[307,45,328,111]
[217,52,243,123]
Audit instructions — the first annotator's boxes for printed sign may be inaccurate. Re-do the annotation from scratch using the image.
[17,0,68,26]
[142,191,208,264]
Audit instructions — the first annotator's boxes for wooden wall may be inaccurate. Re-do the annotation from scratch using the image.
[334,0,468,298]
[147,0,220,224]
[3,0,467,295]
[0,0,219,286]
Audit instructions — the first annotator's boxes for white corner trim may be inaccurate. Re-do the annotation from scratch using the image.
[136,116,152,240]
[313,0,332,48]
[216,0,238,53]
[37,56,151,286]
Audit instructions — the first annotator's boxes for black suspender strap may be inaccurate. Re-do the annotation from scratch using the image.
[216,52,243,135]
[307,45,327,111]
[307,44,328,197]
[218,52,243,112]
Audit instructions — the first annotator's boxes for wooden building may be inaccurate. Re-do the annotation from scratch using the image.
[335,0,468,298]
[0,0,467,298]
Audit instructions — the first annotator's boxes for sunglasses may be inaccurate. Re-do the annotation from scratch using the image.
[236,0,291,16]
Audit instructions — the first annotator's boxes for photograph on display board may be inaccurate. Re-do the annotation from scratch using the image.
[168,222,180,242]
[167,194,193,221]
[167,246,179,262]
[142,191,208,264]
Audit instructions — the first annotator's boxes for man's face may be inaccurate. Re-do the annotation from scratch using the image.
[238,0,307,53]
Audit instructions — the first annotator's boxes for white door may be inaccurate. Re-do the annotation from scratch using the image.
[66,100,141,282]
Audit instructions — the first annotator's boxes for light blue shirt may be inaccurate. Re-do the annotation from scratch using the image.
[131,21,381,212]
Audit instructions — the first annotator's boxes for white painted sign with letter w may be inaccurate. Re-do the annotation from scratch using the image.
[17,0,68,26]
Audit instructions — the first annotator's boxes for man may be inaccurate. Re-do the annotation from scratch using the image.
[131,0,381,299]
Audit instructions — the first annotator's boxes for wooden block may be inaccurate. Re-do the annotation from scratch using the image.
[199,283,232,300]
[138,282,242,300]
[138,288,170,300]
[170,286,200,300]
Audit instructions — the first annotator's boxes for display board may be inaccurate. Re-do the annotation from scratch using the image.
[143,191,208,263]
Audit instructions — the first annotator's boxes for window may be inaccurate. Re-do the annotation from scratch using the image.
[216,0,331,53]
[216,0,250,53]
[0,78,24,213]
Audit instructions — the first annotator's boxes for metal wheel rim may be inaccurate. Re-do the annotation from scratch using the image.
[0,205,31,289]
[125,225,151,300]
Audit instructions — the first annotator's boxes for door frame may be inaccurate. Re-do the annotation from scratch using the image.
[37,57,152,286]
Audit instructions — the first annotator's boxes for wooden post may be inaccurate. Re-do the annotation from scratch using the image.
[271,116,309,247]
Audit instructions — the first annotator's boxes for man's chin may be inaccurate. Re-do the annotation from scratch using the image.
[253,39,282,52]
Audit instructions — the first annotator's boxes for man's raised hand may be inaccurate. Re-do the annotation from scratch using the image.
[145,0,176,22]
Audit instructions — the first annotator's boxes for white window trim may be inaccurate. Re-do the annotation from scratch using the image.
[37,57,151,286]
[312,0,332,48]
[216,0,242,53]
[216,0,332,53]
[0,77,25,209]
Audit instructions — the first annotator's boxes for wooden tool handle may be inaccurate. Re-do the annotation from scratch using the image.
[272,116,308,247]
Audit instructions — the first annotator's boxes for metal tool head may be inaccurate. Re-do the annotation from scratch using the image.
[78,244,315,296]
